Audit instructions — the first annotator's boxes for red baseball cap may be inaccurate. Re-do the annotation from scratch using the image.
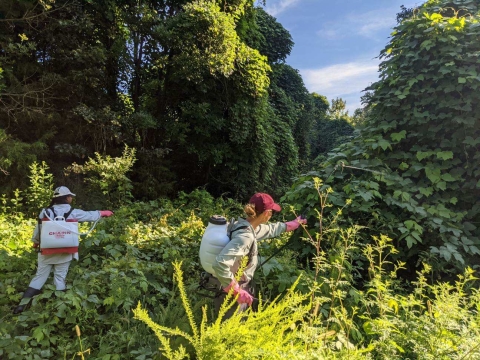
[249,193,282,213]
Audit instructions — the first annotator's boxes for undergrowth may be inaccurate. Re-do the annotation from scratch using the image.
[1,177,479,359]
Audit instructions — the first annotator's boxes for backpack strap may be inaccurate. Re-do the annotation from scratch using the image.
[45,207,56,219]
[228,224,258,264]
[43,206,74,220]
[228,225,249,240]
[63,207,74,220]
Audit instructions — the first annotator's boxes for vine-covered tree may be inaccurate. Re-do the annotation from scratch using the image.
[286,0,480,275]
[0,0,319,201]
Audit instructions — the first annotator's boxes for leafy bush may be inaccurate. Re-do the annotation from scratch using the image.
[134,238,480,359]
[0,160,53,217]
[66,145,137,208]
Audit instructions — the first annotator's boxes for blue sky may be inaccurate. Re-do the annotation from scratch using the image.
[260,0,420,113]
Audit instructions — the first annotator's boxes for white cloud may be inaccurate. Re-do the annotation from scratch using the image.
[300,60,380,113]
[264,0,301,17]
[317,8,398,40]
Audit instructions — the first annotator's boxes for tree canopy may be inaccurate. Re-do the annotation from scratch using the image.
[0,0,354,201]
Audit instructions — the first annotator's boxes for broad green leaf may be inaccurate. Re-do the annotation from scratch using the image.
[416,151,434,161]
[391,130,406,142]
[425,167,441,184]
[378,139,391,151]
[436,151,453,160]
[405,220,422,233]
[441,173,456,182]
[33,327,44,342]
[436,181,447,190]
[405,235,415,248]
[419,187,434,197]
[440,247,452,261]
[411,231,422,242]
[453,252,465,264]
[463,136,480,146]
[438,208,451,218]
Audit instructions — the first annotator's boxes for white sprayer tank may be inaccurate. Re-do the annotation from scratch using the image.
[199,215,229,274]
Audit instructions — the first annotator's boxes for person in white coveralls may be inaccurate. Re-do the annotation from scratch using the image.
[13,186,113,314]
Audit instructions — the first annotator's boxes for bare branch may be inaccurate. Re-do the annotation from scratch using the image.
[0,76,65,119]
[0,2,73,23]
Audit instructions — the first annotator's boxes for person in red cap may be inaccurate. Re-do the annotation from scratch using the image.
[13,186,114,314]
[211,192,306,318]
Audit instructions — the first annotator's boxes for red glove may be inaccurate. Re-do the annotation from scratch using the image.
[285,216,307,232]
[100,210,114,217]
[223,280,253,306]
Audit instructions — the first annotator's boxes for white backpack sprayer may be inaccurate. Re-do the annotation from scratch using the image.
[39,207,100,255]
[197,215,249,298]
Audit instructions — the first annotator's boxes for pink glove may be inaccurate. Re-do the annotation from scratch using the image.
[285,216,307,232]
[223,280,253,306]
[100,210,114,217]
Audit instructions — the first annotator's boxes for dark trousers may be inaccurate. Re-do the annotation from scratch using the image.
[208,276,256,321]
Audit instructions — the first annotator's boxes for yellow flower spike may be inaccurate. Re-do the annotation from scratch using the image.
[75,325,81,337]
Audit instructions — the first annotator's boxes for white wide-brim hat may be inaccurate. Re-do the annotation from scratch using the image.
[53,186,76,198]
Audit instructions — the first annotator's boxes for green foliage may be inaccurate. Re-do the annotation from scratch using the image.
[362,243,480,359]
[0,190,221,359]
[0,158,54,217]
[134,263,368,359]
[67,145,136,208]
[73,104,124,154]
[328,98,348,119]
[24,161,54,216]
[308,95,355,165]
[287,0,480,274]
[2,187,480,358]
[134,225,480,359]
[0,129,49,194]
[243,7,294,64]
[169,0,243,80]
[0,0,317,201]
